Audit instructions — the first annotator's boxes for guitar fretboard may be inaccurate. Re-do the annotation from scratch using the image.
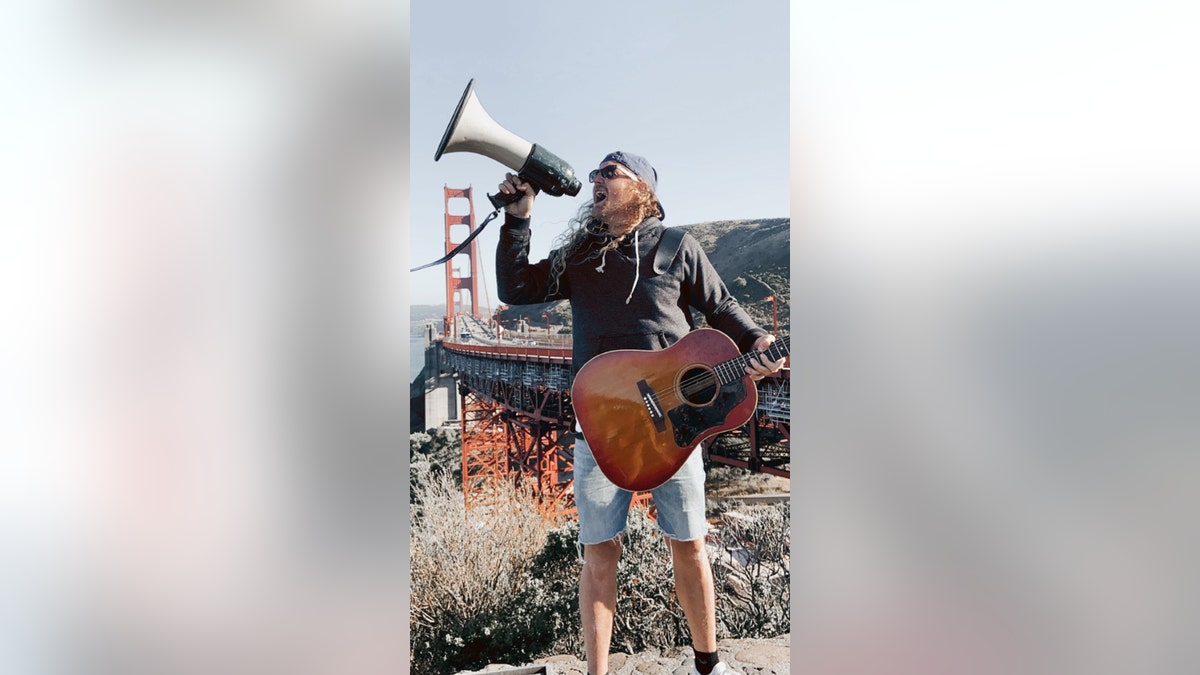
[714,336,790,385]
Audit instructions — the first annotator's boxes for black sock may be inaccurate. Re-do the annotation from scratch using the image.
[694,650,719,674]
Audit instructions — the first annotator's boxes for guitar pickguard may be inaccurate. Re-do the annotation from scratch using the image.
[667,379,748,447]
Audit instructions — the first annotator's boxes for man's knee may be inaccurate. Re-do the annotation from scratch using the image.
[582,536,623,575]
[668,536,707,559]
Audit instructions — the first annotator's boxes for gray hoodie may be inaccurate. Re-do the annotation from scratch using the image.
[497,214,766,374]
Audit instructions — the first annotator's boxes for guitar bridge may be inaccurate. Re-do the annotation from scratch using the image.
[637,380,667,433]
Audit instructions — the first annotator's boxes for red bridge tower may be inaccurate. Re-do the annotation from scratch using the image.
[443,186,481,333]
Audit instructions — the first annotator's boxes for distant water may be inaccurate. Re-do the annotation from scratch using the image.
[410,336,425,383]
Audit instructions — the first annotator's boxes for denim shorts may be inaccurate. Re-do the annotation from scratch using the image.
[572,434,709,545]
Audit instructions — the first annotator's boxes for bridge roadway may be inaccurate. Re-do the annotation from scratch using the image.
[436,318,790,484]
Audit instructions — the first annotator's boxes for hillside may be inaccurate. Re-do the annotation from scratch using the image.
[683,217,790,335]
[415,218,791,336]
[410,304,445,335]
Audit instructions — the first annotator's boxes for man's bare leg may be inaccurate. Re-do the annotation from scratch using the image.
[669,537,717,653]
[580,537,622,675]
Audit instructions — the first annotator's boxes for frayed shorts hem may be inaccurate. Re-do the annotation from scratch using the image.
[573,435,708,547]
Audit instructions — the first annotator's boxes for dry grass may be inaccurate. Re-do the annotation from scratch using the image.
[705,464,790,499]
[410,474,548,636]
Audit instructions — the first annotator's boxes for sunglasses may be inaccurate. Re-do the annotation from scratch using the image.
[588,164,640,183]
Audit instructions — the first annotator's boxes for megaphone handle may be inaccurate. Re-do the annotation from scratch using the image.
[486,190,518,210]
[487,182,541,211]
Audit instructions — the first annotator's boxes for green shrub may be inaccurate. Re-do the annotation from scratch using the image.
[410,428,461,501]
[479,521,584,664]
[711,502,791,638]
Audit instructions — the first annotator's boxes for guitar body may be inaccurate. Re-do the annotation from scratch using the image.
[571,328,759,491]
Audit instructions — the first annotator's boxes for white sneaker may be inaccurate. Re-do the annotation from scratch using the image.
[692,662,741,675]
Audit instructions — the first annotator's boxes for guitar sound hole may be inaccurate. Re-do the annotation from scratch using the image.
[678,366,718,406]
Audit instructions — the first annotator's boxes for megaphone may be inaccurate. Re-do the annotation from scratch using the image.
[435,79,581,210]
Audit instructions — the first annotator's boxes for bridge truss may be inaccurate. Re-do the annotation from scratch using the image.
[703,371,790,476]
[440,339,789,521]
[443,343,580,521]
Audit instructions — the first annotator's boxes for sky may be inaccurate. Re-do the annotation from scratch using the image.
[408,0,790,307]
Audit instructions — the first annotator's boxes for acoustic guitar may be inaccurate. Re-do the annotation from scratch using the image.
[571,328,789,491]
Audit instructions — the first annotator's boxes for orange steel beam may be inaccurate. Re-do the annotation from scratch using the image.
[444,186,480,326]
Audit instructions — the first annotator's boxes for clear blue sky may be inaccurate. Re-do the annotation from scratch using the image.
[408,0,790,307]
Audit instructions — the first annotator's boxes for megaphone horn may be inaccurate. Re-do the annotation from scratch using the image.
[435,79,582,210]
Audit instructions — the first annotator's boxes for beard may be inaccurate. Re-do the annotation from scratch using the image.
[592,190,649,232]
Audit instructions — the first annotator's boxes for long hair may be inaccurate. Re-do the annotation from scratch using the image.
[546,182,660,295]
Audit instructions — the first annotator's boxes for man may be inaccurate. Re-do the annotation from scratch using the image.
[496,151,784,675]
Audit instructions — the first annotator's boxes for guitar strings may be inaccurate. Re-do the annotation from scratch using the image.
[645,339,791,405]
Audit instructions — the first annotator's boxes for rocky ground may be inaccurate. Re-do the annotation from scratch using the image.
[466,635,790,675]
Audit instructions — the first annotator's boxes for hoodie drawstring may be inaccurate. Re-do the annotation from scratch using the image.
[591,227,642,303]
[624,228,640,304]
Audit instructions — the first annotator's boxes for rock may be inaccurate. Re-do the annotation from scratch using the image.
[524,636,789,675]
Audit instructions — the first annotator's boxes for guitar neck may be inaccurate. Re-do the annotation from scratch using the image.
[715,336,790,385]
